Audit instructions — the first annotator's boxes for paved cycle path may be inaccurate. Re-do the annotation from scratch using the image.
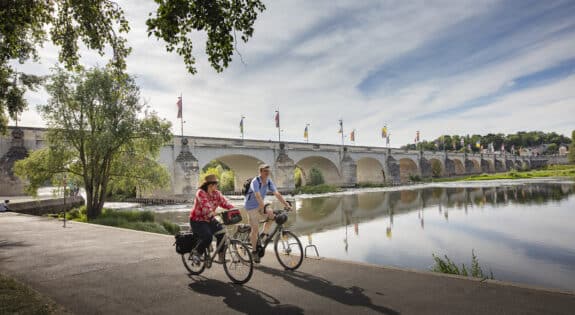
[1,212,574,315]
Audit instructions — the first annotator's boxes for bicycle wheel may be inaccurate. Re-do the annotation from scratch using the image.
[181,251,206,275]
[223,239,253,284]
[232,231,251,247]
[274,230,303,271]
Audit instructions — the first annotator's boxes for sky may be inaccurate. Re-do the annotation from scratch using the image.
[12,0,575,147]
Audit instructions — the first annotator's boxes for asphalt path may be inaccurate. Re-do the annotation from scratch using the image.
[1,212,574,315]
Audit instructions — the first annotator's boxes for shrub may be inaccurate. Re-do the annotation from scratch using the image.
[294,168,303,188]
[431,250,494,280]
[122,222,169,234]
[431,161,442,178]
[409,174,422,182]
[220,170,235,192]
[161,220,181,235]
[308,167,325,186]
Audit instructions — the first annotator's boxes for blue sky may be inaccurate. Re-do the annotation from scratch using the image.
[15,0,575,146]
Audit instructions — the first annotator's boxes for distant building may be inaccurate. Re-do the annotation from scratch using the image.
[559,145,568,156]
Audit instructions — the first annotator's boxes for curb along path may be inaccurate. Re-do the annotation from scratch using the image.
[1,212,574,315]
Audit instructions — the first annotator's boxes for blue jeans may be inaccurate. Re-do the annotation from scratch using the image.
[190,219,224,255]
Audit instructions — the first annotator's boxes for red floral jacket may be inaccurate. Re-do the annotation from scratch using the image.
[190,189,235,222]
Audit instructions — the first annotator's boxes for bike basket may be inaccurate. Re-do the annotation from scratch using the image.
[275,212,288,225]
[221,209,242,225]
[174,232,198,254]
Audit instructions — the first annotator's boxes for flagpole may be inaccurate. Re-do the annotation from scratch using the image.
[180,93,183,138]
[340,119,344,147]
[240,115,245,140]
[276,109,281,143]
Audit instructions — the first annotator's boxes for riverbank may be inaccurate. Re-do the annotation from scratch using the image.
[431,164,575,183]
[2,212,574,315]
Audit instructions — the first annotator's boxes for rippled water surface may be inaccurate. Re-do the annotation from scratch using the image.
[125,179,575,291]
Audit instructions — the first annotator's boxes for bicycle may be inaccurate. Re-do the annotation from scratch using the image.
[180,210,254,285]
[233,202,304,271]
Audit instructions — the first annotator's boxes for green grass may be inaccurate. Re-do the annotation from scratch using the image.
[433,164,575,183]
[0,273,68,315]
[294,184,341,194]
[49,207,181,235]
[355,182,389,188]
[431,250,494,280]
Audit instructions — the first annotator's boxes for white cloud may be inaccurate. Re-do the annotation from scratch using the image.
[12,0,575,146]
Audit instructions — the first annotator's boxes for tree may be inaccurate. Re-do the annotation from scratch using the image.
[570,130,575,163]
[1,0,130,134]
[544,143,558,155]
[308,167,325,186]
[1,0,265,132]
[147,0,266,74]
[14,67,172,219]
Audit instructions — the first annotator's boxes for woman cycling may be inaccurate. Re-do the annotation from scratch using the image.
[190,174,237,263]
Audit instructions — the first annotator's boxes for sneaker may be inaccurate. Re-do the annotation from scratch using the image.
[190,250,201,265]
[252,251,260,263]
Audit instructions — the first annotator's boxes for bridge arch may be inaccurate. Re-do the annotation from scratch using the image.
[451,159,465,175]
[357,157,385,184]
[201,154,266,192]
[296,156,341,185]
[468,159,481,174]
[428,158,444,177]
[399,158,419,183]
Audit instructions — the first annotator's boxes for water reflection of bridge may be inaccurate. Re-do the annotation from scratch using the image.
[289,183,575,236]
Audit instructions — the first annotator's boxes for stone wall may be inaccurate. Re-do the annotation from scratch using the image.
[7,196,84,216]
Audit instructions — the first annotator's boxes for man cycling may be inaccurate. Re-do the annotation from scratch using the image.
[244,164,292,263]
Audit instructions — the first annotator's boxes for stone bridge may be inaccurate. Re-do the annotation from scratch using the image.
[0,127,567,196]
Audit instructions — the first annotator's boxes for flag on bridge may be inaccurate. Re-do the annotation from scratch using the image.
[350,129,356,142]
[382,125,388,138]
[274,111,280,128]
[416,130,420,142]
[338,119,343,133]
[304,125,309,140]
[176,96,182,118]
[475,140,481,149]
[240,116,245,134]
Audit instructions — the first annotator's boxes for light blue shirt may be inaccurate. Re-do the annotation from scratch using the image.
[244,176,277,210]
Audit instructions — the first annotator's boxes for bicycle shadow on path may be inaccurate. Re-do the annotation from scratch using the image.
[187,276,304,315]
[256,265,400,315]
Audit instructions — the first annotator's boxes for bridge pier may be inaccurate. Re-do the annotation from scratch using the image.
[340,147,357,187]
[494,158,506,172]
[274,144,296,192]
[444,158,456,177]
[386,156,401,185]
[173,138,200,197]
[0,128,28,196]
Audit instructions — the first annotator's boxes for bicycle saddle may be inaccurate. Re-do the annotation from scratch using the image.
[236,224,252,233]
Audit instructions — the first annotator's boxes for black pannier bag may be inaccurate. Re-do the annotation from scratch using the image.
[174,232,198,254]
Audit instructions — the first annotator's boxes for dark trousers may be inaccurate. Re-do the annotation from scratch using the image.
[190,219,224,255]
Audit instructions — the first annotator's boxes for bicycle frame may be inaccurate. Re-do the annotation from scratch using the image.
[258,222,284,251]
